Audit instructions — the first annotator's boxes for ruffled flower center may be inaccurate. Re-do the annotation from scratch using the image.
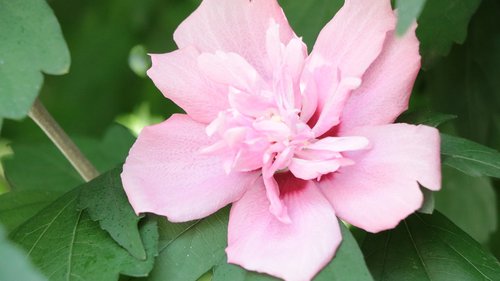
[202,90,369,181]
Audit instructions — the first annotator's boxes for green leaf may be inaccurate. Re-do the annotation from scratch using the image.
[78,168,146,260]
[396,111,457,128]
[0,0,70,120]
[0,190,56,233]
[435,166,497,244]
[441,133,500,178]
[3,124,135,192]
[0,224,47,281]
[361,211,500,281]
[417,0,481,67]
[11,187,158,281]
[148,209,229,281]
[396,0,427,36]
[279,0,342,49]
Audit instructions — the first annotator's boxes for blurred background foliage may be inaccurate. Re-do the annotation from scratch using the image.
[0,0,499,265]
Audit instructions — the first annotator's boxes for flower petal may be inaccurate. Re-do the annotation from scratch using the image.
[304,0,396,127]
[338,26,421,132]
[308,0,395,77]
[198,51,266,93]
[148,47,228,123]
[174,0,296,79]
[121,114,259,222]
[320,124,441,233]
[289,158,341,181]
[227,175,341,281]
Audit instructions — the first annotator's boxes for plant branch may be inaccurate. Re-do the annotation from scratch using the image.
[28,98,99,182]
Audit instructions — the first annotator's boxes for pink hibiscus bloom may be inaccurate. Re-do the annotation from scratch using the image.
[121,0,441,280]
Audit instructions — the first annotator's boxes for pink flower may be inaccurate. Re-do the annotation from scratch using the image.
[121,0,441,280]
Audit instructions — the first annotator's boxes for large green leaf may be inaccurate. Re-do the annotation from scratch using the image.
[0,190,56,233]
[362,211,500,281]
[10,187,158,281]
[3,125,134,192]
[441,133,500,178]
[279,0,342,49]
[78,168,146,260]
[0,224,47,281]
[435,166,497,244]
[0,0,70,120]
[417,0,481,67]
[396,0,427,35]
[148,209,229,281]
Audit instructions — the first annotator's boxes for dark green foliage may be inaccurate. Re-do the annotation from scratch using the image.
[417,0,481,68]
[10,187,158,281]
[362,212,500,281]
[441,133,500,178]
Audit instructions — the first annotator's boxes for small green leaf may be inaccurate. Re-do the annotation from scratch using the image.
[0,0,70,120]
[396,0,427,36]
[0,224,47,281]
[362,211,500,281]
[129,45,151,78]
[417,0,481,67]
[11,187,158,281]
[148,209,229,281]
[78,168,146,260]
[435,166,497,243]
[441,133,500,178]
[0,190,56,232]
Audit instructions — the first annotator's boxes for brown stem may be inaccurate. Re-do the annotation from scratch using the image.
[28,98,99,182]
